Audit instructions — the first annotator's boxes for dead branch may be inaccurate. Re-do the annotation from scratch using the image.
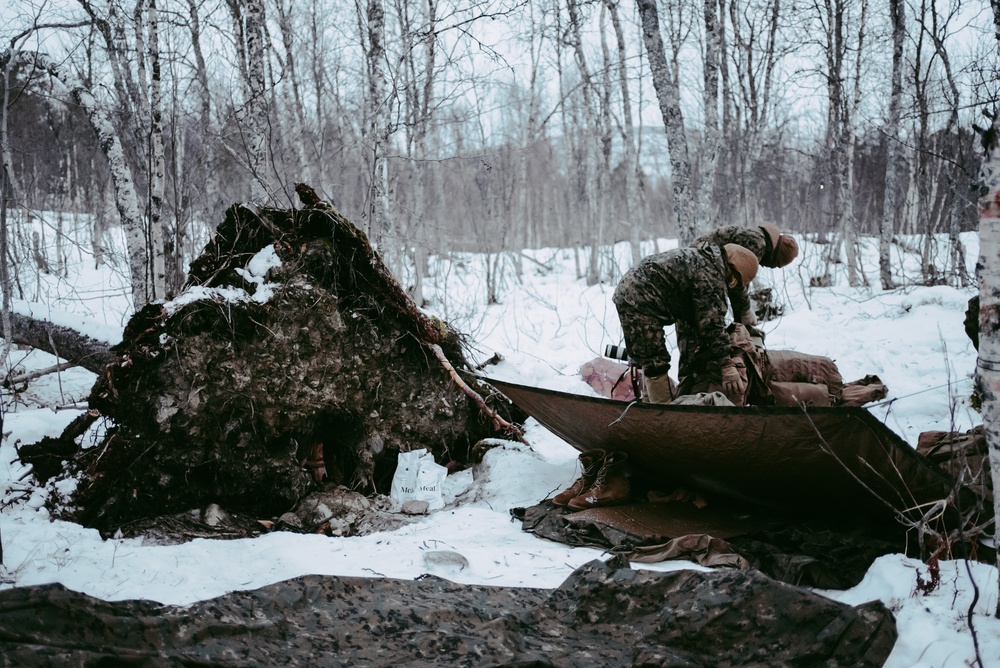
[7,312,115,374]
[429,343,526,444]
[4,362,76,388]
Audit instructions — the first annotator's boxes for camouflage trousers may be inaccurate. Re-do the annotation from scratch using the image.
[614,306,672,374]
[615,305,706,380]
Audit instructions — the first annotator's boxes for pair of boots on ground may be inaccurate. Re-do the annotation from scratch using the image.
[552,449,630,511]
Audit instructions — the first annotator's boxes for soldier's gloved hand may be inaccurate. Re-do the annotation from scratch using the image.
[720,362,746,402]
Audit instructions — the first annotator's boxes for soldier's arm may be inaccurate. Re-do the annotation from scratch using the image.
[691,272,732,364]
[693,226,733,249]
[728,284,757,327]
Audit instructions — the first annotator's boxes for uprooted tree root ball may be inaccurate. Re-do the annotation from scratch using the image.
[22,186,522,535]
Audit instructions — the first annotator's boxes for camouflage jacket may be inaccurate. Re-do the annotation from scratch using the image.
[694,225,770,327]
[614,244,732,366]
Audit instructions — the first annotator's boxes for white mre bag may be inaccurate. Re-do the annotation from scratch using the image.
[390,449,446,511]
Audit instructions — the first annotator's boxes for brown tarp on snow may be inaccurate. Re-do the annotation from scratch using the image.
[482,376,959,524]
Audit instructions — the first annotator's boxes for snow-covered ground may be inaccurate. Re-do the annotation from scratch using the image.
[1,223,998,668]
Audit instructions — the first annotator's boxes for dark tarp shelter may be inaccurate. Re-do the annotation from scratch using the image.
[482,376,983,587]
[483,376,958,519]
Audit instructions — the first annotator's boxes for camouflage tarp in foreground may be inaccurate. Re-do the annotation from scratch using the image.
[0,560,895,667]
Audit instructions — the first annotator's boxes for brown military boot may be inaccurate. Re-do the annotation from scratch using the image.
[552,449,606,506]
[567,451,631,511]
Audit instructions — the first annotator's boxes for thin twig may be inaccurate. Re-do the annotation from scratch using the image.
[963,558,985,668]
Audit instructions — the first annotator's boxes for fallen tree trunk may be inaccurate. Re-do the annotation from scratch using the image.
[5,312,115,375]
[22,188,520,534]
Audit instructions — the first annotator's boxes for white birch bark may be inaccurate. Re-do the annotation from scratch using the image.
[844,0,865,286]
[978,0,1000,618]
[696,0,721,235]
[726,0,781,227]
[1,54,16,367]
[244,0,270,201]
[604,0,643,268]
[636,0,695,243]
[819,0,862,286]
[976,119,1000,617]
[140,0,166,300]
[2,49,148,309]
[519,1,544,252]
[879,0,904,290]
[276,0,309,182]
[924,8,968,286]
[565,0,603,286]
[364,0,389,247]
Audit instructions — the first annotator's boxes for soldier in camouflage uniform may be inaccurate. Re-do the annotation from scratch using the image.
[612,243,759,404]
[676,223,799,379]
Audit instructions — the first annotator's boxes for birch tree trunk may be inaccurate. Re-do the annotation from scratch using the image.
[696,0,722,235]
[2,50,148,309]
[726,0,782,228]
[519,1,545,253]
[1,54,16,368]
[565,0,605,287]
[244,0,270,201]
[843,0,866,286]
[976,118,1000,617]
[879,0,904,290]
[819,0,863,286]
[140,0,167,300]
[276,0,309,183]
[604,0,644,267]
[360,0,392,258]
[923,5,968,286]
[977,0,1000,618]
[636,0,695,243]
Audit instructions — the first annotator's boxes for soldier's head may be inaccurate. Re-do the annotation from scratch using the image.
[723,244,759,288]
[760,222,798,268]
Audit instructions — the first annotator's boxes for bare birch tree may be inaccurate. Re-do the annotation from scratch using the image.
[909,0,962,281]
[76,0,171,299]
[976,0,1000,619]
[359,0,391,249]
[2,49,148,309]
[813,0,866,286]
[919,0,969,286]
[723,0,785,227]
[564,0,607,286]
[1,49,17,369]
[696,0,722,231]
[636,0,696,242]
[135,0,167,299]
[243,0,270,201]
[603,0,645,267]
[879,0,904,290]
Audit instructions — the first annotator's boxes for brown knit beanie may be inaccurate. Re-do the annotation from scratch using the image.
[772,234,799,267]
[759,222,781,254]
[759,222,798,267]
[723,244,759,287]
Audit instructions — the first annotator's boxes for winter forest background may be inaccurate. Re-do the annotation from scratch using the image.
[1,0,996,316]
